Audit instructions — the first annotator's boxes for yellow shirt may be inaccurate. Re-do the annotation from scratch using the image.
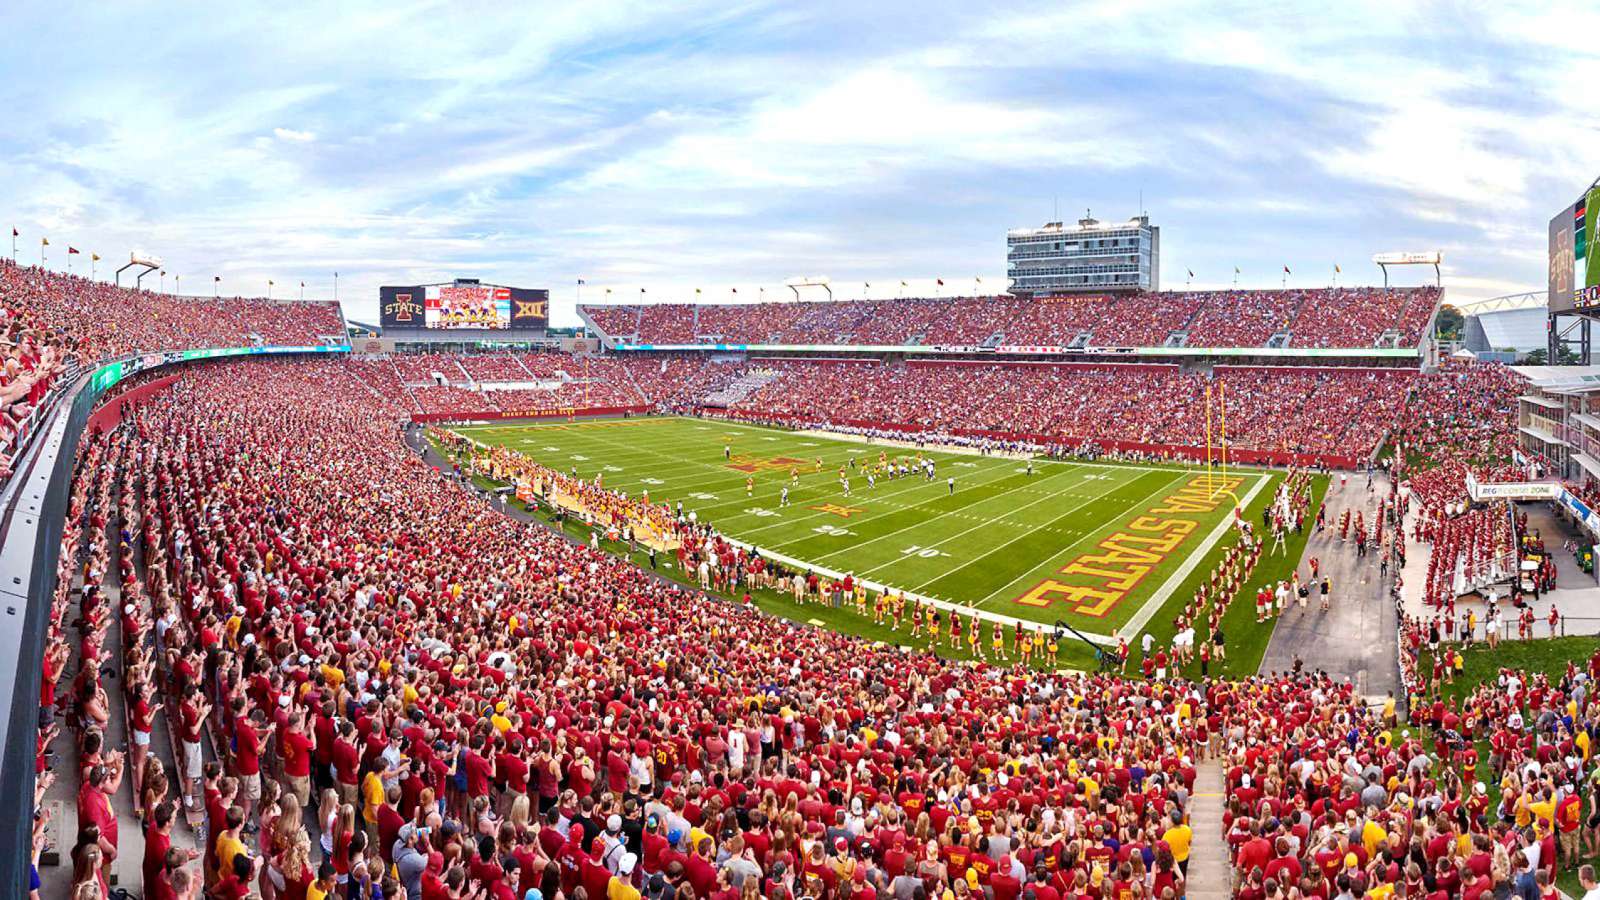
[1361,819,1386,857]
[320,663,346,690]
[609,877,643,900]
[1162,824,1193,862]
[1514,793,1533,828]
[1529,797,1555,829]
[308,882,332,900]
[215,831,247,879]
[362,771,386,824]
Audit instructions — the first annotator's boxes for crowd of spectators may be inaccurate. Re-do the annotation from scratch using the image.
[42,356,1233,900]
[0,259,343,488]
[43,354,1600,900]
[718,360,1416,461]
[0,259,343,362]
[581,288,1441,350]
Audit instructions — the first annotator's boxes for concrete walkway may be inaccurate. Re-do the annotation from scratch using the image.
[1186,761,1231,900]
[1398,498,1600,640]
[39,502,199,895]
[1259,472,1398,694]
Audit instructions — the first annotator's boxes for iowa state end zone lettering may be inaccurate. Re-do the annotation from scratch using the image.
[1014,474,1242,617]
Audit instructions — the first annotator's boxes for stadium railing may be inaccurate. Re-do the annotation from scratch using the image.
[0,343,350,894]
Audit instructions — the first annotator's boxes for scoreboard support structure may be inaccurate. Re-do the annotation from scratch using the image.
[1549,310,1592,365]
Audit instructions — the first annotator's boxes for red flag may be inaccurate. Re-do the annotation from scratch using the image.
[68,246,80,255]
[936,279,944,286]
[1283,265,1291,274]
[10,228,16,238]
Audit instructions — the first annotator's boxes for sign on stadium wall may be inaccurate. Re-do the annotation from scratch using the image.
[1465,475,1560,501]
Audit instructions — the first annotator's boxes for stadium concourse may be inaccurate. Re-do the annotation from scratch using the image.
[11,263,1600,900]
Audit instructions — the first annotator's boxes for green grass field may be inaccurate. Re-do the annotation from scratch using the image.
[1420,637,1600,896]
[453,416,1292,643]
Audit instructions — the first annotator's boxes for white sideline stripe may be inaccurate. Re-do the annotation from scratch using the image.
[717,533,1121,647]
[1116,472,1273,641]
[940,470,1187,597]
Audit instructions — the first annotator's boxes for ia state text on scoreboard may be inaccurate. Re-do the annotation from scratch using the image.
[380,281,549,330]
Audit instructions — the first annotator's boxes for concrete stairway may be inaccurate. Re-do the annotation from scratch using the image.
[1186,761,1231,900]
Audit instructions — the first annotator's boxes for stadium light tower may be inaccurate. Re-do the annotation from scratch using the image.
[784,276,832,301]
[116,251,162,289]
[1372,251,1442,288]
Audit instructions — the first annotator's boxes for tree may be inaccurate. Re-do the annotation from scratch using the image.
[1523,347,1548,365]
[1434,305,1464,341]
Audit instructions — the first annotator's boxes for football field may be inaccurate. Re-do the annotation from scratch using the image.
[455,416,1281,638]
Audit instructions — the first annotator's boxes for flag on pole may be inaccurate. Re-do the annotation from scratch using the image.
[695,288,701,295]
[577,278,586,285]
[68,247,80,255]
[936,279,944,286]
[1234,266,1240,274]
[91,253,100,261]
[41,237,48,246]
[1334,264,1341,274]
[900,280,907,287]
[11,228,18,237]
[1283,266,1291,275]
[214,276,220,282]
[268,280,274,286]
[731,287,737,294]
[1187,268,1194,278]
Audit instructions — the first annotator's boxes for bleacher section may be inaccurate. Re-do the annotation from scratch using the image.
[581,286,1442,351]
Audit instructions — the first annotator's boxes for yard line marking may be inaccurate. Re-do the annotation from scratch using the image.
[968,471,1268,616]
[772,463,1088,557]
[728,461,1030,538]
[1116,471,1272,640]
[900,470,1181,592]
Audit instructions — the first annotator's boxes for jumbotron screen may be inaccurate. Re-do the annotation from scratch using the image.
[379,281,549,330]
[1550,182,1600,312]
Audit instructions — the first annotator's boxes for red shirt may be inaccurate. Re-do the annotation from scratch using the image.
[332,738,361,786]
[143,824,172,890]
[180,701,204,744]
[77,782,117,851]
[282,728,313,778]
[235,719,262,776]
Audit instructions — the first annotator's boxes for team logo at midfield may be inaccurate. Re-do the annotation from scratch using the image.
[726,454,807,473]
[811,503,864,518]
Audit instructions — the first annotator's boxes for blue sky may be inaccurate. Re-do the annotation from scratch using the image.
[3,0,1597,325]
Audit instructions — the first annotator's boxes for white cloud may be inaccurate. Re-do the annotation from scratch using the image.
[1,0,1588,322]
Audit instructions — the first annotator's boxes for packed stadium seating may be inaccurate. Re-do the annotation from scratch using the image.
[16,260,1584,900]
[581,287,1441,350]
[0,260,344,481]
[710,359,1416,462]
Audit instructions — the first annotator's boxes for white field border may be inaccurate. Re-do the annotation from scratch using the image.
[457,417,1276,646]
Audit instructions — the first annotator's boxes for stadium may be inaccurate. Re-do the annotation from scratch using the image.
[6,8,1600,900]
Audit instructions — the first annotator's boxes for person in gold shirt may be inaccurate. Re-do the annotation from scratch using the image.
[609,854,642,900]
[1161,809,1192,874]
